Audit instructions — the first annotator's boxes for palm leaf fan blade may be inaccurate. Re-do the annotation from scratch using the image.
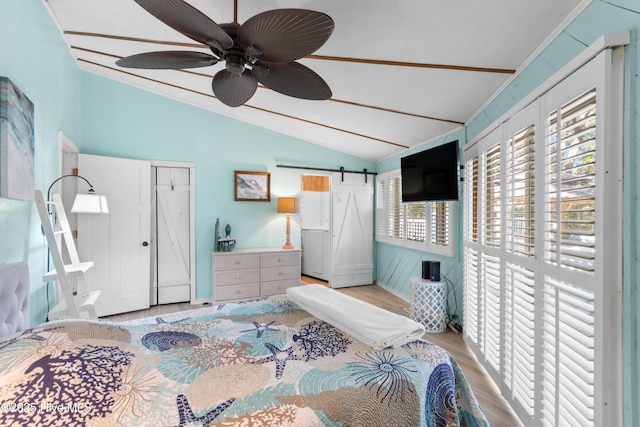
[116,51,219,69]
[135,0,233,49]
[238,9,334,63]
[253,62,331,100]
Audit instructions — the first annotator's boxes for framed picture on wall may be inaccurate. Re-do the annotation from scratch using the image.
[234,170,270,201]
[0,77,35,201]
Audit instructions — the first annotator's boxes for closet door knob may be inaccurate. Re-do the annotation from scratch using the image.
[142,241,149,247]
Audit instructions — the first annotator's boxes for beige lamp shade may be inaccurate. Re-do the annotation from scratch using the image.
[71,193,109,214]
[277,197,299,213]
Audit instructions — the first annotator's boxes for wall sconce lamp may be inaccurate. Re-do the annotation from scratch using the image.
[47,174,109,214]
[277,197,299,250]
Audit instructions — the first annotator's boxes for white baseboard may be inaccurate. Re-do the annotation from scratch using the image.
[374,280,410,303]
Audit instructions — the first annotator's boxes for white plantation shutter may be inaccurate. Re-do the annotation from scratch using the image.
[430,202,449,247]
[375,174,403,241]
[542,277,595,427]
[463,48,623,427]
[375,170,455,256]
[463,246,479,344]
[463,156,480,345]
[480,252,501,372]
[504,262,536,417]
[406,202,426,242]
[506,124,536,258]
[375,177,388,239]
[389,176,403,240]
[484,143,502,248]
[466,156,479,244]
[545,89,597,273]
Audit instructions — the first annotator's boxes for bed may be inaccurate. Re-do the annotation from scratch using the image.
[0,267,488,426]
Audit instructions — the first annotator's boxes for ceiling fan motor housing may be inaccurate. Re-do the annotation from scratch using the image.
[225,52,245,75]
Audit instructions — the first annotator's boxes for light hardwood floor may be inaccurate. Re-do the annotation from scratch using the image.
[103,278,522,427]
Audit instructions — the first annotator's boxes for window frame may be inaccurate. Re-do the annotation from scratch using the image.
[375,169,457,257]
[463,44,624,427]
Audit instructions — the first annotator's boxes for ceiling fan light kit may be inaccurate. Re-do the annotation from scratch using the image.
[116,0,335,107]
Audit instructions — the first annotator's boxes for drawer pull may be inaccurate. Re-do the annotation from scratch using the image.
[235,275,241,279]
[278,272,283,276]
[235,290,242,295]
[235,260,241,264]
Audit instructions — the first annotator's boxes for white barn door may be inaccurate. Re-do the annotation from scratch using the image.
[330,172,373,288]
[77,154,151,317]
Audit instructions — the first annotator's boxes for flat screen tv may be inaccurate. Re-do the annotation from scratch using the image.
[401,140,459,202]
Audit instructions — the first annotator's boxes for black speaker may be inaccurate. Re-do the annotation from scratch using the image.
[421,261,441,281]
[429,261,440,281]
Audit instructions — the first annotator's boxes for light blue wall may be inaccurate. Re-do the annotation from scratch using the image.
[78,73,375,302]
[0,0,83,326]
[375,129,466,323]
[375,2,639,426]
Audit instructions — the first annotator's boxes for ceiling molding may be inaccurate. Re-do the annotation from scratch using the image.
[308,55,516,74]
[65,30,204,48]
[77,58,409,149]
[70,44,463,125]
[65,30,515,75]
[329,98,464,125]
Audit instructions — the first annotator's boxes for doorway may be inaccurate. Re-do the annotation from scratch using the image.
[150,162,194,305]
[74,154,195,317]
[300,172,373,288]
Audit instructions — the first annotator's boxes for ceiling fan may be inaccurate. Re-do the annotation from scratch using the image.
[116,0,335,107]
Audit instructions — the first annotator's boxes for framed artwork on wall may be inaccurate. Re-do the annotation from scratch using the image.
[0,77,35,201]
[234,170,270,201]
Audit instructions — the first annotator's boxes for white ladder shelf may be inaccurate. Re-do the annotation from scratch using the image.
[35,190,101,320]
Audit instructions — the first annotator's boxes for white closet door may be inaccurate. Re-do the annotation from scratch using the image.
[330,173,373,288]
[154,166,191,304]
[77,154,151,317]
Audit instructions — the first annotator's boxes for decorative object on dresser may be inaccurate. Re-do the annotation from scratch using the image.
[234,170,270,201]
[211,247,301,303]
[277,197,299,249]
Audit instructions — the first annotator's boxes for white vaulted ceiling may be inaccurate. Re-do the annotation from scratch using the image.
[43,0,584,161]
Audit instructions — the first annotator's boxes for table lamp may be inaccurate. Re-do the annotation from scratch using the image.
[277,197,299,250]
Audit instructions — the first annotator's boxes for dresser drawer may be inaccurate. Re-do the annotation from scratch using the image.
[261,252,300,268]
[261,266,299,282]
[215,283,260,301]
[215,269,260,286]
[215,254,260,271]
[261,279,299,296]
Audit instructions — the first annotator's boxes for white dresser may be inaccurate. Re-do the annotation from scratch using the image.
[211,248,302,303]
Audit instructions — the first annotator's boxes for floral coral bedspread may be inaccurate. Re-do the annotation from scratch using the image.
[0,295,489,426]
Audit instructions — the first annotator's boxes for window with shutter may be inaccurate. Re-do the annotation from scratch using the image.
[375,170,455,256]
[463,155,480,345]
[545,89,596,273]
[484,143,501,248]
[504,262,536,416]
[388,176,403,240]
[463,48,622,427]
[506,124,536,258]
[430,202,449,247]
[466,157,479,243]
[406,202,426,242]
[541,277,595,427]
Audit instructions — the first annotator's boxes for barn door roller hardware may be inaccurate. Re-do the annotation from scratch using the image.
[277,164,376,183]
